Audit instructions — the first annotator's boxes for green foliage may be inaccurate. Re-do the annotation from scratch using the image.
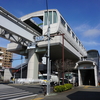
[38,23,43,26]
[54,83,73,92]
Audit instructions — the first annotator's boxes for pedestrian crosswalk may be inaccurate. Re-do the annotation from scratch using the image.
[0,84,37,100]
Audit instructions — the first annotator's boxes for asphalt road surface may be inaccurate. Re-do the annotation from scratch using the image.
[1,84,100,100]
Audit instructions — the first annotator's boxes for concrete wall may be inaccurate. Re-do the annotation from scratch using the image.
[4,69,12,81]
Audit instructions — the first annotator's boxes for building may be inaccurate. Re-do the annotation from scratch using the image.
[0,47,12,68]
[75,50,99,86]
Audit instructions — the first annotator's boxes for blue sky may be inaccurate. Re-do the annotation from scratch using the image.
[0,0,100,67]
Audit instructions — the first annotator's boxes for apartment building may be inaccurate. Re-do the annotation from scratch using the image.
[0,47,12,68]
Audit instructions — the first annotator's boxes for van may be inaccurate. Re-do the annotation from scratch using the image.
[64,72,78,85]
[38,74,59,85]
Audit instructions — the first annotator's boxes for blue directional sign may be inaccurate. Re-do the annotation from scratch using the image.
[35,36,44,42]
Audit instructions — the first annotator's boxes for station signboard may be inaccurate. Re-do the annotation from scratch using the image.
[35,36,44,42]
[78,66,94,69]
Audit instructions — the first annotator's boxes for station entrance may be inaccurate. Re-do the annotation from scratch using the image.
[77,61,98,86]
[80,69,95,86]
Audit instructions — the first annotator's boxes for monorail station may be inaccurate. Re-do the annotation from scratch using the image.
[75,50,99,86]
[0,7,99,86]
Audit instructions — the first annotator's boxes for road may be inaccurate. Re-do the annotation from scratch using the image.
[10,84,44,94]
[1,84,100,100]
[0,84,37,100]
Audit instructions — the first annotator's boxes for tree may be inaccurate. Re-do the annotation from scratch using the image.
[54,59,76,84]
[64,59,74,72]
[54,59,63,84]
[64,59,75,83]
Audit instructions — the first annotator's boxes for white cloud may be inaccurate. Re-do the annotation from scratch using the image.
[82,41,100,46]
[84,29,100,37]
[74,24,90,33]
[74,24,100,38]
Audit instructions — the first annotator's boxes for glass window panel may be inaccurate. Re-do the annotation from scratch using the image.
[72,32,75,38]
[44,12,48,25]
[76,37,78,43]
[67,25,71,33]
[61,17,65,27]
[53,11,58,23]
[79,41,81,46]
[88,52,98,58]
[49,11,52,24]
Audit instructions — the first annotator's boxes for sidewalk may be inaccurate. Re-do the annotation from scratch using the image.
[24,86,100,100]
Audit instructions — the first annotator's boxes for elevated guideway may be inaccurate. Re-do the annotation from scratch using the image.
[0,7,41,46]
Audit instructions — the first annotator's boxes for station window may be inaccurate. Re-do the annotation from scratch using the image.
[53,11,58,23]
[81,44,83,49]
[79,41,81,46]
[67,25,71,33]
[76,37,78,43]
[44,12,48,25]
[60,17,65,27]
[88,52,98,58]
[49,11,52,24]
[44,11,58,26]
[72,32,75,38]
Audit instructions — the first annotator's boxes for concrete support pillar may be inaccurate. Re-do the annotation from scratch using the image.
[27,49,39,79]
[94,66,98,86]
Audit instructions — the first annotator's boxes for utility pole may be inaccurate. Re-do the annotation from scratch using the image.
[47,21,50,95]
[46,0,51,95]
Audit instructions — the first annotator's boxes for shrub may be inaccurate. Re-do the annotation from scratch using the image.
[64,84,72,90]
[54,83,73,92]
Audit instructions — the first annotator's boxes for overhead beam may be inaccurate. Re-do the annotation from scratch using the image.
[0,27,29,46]
[0,7,41,45]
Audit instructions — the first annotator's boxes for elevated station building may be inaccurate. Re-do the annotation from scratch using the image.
[0,7,99,86]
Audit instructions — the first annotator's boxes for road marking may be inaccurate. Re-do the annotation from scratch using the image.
[84,86,89,88]
[31,98,44,100]
[9,94,37,100]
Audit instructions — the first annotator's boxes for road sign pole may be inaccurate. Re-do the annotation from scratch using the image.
[47,20,50,95]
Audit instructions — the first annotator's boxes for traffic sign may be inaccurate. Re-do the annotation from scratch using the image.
[35,36,44,41]
[27,42,36,49]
